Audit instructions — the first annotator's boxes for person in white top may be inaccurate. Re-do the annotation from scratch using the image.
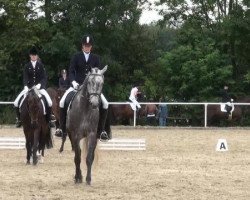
[129,85,141,110]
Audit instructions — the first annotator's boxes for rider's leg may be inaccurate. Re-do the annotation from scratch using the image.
[58,87,75,137]
[14,89,27,128]
[98,94,109,140]
[15,107,21,128]
[39,89,54,123]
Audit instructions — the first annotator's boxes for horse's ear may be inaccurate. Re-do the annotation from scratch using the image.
[100,65,108,75]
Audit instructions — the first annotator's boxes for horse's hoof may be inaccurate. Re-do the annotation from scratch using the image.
[59,148,63,153]
[75,178,82,184]
[86,181,91,186]
[26,161,31,165]
[33,160,38,165]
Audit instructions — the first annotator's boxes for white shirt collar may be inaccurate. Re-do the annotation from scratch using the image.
[83,52,90,62]
[31,60,37,68]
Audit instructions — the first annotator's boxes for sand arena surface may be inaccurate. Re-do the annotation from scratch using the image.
[0,127,249,200]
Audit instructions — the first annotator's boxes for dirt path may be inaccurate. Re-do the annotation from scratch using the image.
[0,128,249,200]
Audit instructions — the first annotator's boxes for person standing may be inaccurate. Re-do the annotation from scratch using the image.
[13,46,53,127]
[58,34,109,140]
[158,96,168,126]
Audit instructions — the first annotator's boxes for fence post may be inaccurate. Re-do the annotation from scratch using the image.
[204,103,208,128]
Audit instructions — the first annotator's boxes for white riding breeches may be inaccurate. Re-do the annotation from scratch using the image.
[129,97,141,109]
[14,88,52,107]
[101,93,109,109]
[59,87,75,108]
[59,87,109,109]
[14,89,28,107]
[39,89,52,107]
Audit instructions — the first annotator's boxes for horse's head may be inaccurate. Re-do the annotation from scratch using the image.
[86,66,108,109]
[27,87,41,127]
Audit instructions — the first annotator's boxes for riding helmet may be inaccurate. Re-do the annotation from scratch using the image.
[82,35,93,45]
[29,46,38,55]
[61,69,67,75]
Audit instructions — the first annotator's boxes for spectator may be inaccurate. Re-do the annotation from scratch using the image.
[158,96,168,126]
[145,98,158,126]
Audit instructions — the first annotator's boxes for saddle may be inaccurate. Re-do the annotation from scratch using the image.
[18,93,47,115]
[220,102,234,114]
[128,99,137,111]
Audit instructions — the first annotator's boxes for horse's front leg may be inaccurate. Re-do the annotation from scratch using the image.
[86,132,97,185]
[59,134,67,153]
[74,139,82,183]
[32,129,40,165]
[26,141,31,165]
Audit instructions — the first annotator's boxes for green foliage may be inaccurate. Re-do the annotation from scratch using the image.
[0,0,250,127]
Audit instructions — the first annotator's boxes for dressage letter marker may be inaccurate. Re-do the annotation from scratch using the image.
[216,139,228,151]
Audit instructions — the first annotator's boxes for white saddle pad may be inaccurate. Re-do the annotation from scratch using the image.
[19,93,46,115]
[128,102,136,111]
[220,103,234,113]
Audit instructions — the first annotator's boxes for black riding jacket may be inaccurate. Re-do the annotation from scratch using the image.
[59,77,70,89]
[23,61,47,89]
[68,52,100,85]
[220,89,231,102]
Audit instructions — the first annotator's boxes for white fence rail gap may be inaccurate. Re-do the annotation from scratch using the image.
[1,101,250,128]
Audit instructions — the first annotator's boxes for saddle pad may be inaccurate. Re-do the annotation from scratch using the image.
[128,102,136,111]
[40,98,46,115]
[19,94,46,115]
[220,103,234,113]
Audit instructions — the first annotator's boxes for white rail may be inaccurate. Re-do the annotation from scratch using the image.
[2,101,250,128]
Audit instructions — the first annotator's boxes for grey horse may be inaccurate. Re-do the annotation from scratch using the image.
[61,66,107,185]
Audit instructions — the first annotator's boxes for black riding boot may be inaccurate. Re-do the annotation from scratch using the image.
[15,107,21,128]
[57,107,67,137]
[98,108,110,141]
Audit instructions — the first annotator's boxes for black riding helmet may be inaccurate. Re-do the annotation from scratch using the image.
[29,46,38,55]
[81,35,93,46]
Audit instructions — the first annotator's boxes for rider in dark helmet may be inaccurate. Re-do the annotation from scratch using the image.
[59,69,70,89]
[58,34,110,140]
[220,84,233,115]
[13,46,54,127]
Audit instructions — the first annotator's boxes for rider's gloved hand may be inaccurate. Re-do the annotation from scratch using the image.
[24,86,29,92]
[35,83,41,90]
[72,81,79,90]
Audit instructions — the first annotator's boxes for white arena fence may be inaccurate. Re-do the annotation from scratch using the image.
[0,137,145,151]
[1,101,250,128]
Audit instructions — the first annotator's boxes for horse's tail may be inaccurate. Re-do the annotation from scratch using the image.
[45,126,53,149]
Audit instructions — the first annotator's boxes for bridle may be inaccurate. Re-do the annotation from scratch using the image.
[86,73,104,99]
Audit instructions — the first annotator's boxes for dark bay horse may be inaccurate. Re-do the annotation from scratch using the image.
[20,87,53,165]
[47,87,66,135]
[109,94,147,125]
[62,66,107,185]
[207,103,242,126]
[109,104,146,125]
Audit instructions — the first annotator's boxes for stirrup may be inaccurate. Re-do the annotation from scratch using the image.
[99,131,109,142]
[55,129,63,137]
